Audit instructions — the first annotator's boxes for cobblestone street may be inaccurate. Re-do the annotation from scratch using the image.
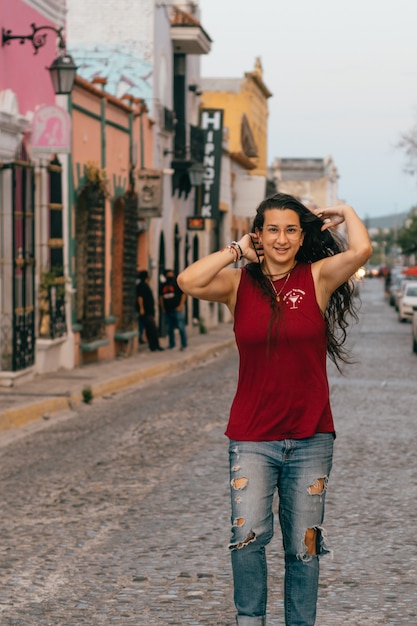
[1,278,416,625]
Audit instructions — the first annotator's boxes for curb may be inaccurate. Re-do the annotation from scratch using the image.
[0,338,235,433]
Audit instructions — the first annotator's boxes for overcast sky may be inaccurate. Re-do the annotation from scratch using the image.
[199,0,417,219]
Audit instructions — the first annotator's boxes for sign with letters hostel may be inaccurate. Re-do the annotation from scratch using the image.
[200,108,223,220]
[137,169,163,218]
[31,104,71,154]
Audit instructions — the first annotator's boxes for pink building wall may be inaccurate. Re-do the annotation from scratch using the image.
[0,0,58,114]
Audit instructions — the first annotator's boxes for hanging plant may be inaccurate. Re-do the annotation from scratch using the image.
[79,161,109,198]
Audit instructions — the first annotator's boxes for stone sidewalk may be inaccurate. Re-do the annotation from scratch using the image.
[0,323,235,433]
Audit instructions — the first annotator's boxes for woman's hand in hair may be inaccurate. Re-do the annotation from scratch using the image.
[313,205,350,231]
[243,233,264,264]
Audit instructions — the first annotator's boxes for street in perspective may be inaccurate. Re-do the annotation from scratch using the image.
[1,277,417,626]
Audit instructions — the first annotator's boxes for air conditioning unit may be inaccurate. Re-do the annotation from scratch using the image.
[163,107,176,132]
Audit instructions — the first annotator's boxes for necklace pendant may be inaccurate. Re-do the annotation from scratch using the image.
[276,295,280,302]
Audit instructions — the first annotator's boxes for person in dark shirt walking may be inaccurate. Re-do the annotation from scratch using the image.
[136,270,164,352]
[160,269,187,350]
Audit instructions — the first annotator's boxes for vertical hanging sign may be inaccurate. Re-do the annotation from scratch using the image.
[200,109,223,220]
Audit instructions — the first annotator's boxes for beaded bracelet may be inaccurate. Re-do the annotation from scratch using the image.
[229,243,241,261]
[231,241,243,260]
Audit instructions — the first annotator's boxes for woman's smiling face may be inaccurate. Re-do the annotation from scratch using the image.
[257,209,304,265]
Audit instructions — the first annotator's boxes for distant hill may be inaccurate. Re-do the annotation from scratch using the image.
[363,212,409,231]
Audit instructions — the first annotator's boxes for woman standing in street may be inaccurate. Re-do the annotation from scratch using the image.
[177,193,372,626]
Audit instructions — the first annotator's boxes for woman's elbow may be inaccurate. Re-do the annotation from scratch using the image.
[177,270,191,295]
[362,242,373,264]
[177,271,185,289]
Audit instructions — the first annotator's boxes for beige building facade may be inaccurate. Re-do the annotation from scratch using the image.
[269,156,340,209]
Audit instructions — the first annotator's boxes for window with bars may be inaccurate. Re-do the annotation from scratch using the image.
[39,156,67,339]
[75,188,106,342]
[0,160,36,371]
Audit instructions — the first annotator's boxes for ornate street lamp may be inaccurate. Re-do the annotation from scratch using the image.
[2,23,77,95]
[47,53,77,95]
[163,150,205,188]
[187,161,205,186]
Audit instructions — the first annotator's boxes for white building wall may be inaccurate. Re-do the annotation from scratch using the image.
[67,0,153,57]
[66,0,154,101]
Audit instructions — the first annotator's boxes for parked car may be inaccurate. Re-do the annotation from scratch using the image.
[394,276,417,311]
[389,273,405,307]
[398,282,417,322]
[394,278,410,311]
[412,308,417,354]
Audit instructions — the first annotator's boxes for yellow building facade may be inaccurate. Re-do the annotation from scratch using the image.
[201,57,272,179]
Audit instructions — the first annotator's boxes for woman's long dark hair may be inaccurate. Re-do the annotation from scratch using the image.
[245,192,358,370]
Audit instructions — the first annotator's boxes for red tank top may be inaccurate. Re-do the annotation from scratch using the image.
[225,263,335,441]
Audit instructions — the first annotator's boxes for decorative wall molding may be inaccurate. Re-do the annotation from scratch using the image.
[22,0,66,26]
[0,90,29,162]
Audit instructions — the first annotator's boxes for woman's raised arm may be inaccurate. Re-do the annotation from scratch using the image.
[177,246,239,306]
[312,204,372,298]
[177,235,258,307]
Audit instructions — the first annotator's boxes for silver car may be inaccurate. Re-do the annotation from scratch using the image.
[398,282,417,322]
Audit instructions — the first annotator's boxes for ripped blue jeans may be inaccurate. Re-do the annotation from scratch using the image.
[228,434,334,626]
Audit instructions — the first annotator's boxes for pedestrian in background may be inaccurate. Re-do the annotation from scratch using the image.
[135,270,146,345]
[136,270,164,352]
[178,192,372,626]
[160,269,187,351]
